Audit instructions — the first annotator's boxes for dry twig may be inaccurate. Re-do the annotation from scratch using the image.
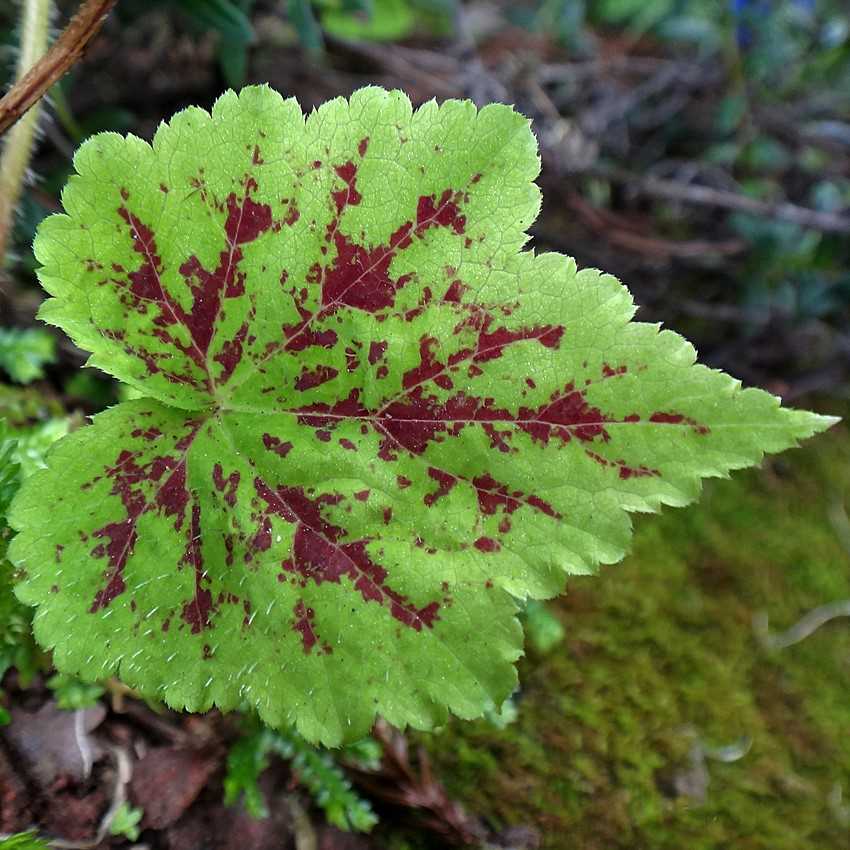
[346,720,487,846]
[754,600,850,650]
[564,190,746,260]
[599,166,850,235]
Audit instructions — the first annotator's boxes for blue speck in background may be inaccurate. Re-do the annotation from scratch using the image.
[730,0,816,49]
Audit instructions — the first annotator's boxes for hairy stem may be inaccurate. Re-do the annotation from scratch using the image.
[0,0,116,138]
[0,0,52,265]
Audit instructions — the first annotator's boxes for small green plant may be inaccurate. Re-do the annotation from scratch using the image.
[108,802,144,842]
[522,599,565,654]
[225,720,378,830]
[318,0,417,41]
[0,414,50,721]
[46,671,105,709]
[6,86,834,746]
[0,378,73,719]
[0,329,56,385]
[0,832,50,850]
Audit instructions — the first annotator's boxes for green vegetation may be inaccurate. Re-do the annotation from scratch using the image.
[225,720,379,831]
[0,833,50,850]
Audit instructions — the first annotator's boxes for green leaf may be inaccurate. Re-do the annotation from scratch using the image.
[320,0,416,41]
[225,720,377,830]
[47,671,105,709]
[224,725,271,818]
[0,426,20,524]
[217,36,250,88]
[12,418,70,478]
[522,599,565,653]
[108,802,144,841]
[267,726,378,831]
[9,86,835,745]
[0,424,45,696]
[0,328,56,384]
[176,0,254,43]
[483,695,518,729]
[0,543,42,693]
[1,424,24,664]
[177,0,257,87]
[0,832,50,850]
[341,735,382,769]
[287,0,324,52]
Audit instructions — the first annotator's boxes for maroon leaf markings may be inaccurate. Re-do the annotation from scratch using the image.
[15,89,831,746]
[80,133,712,662]
[110,177,274,390]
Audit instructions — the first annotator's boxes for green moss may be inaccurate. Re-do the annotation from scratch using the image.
[409,414,850,849]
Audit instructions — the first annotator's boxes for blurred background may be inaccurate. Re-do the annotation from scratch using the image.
[0,2,849,849]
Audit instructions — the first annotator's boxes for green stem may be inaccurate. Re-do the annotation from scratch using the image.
[0,0,52,266]
[50,81,82,141]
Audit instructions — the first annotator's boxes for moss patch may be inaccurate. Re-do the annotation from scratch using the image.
[409,411,850,849]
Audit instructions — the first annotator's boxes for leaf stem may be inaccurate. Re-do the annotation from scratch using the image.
[0,0,52,265]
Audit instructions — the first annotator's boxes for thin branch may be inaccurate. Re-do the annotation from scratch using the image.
[563,189,747,260]
[754,600,850,650]
[50,744,134,849]
[598,165,850,235]
[0,0,117,138]
[347,720,488,845]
